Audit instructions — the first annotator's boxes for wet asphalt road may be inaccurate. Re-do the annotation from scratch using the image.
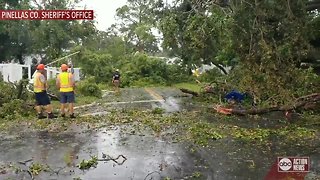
[0,87,319,180]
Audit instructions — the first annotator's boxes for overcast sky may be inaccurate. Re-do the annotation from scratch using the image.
[78,0,127,31]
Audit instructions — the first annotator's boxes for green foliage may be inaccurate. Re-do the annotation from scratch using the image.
[152,107,165,114]
[0,82,16,106]
[121,53,190,87]
[0,99,33,119]
[29,163,50,176]
[47,79,59,97]
[188,122,223,147]
[77,50,114,83]
[78,156,98,170]
[228,0,314,105]
[114,0,160,53]
[0,80,33,120]
[232,125,316,144]
[0,0,96,63]
[192,171,202,178]
[159,2,235,70]
[76,78,102,98]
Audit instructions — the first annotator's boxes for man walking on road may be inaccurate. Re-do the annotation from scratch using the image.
[112,69,121,94]
[56,64,76,118]
[33,64,56,119]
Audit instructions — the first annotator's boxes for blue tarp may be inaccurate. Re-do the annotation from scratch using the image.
[224,90,246,102]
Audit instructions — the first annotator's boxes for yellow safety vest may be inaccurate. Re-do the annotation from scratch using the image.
[34,72,46,93]
[58,72,74,92]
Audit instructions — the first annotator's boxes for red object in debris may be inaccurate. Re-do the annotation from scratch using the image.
[264,160,308,180]
[215,107,232,115]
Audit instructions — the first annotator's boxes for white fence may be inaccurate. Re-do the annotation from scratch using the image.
[0,63,31,82]
[0,63,81,83]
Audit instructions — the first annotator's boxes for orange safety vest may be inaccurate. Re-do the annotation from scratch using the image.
[58,72,74,92]
[34,72,46,93]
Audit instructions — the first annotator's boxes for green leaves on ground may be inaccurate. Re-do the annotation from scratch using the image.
[78,156,98,170]
[29,163,50,176]
[232,126,316,144]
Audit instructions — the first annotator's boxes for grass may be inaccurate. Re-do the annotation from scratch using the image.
[173,82,202,93]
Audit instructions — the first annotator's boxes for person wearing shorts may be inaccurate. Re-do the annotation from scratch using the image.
[112,69,121,93]
[56,64,76,118]
[33,64,56,119]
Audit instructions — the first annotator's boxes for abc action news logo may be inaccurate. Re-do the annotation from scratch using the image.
[0,10,93,20]
[278,157,310,172]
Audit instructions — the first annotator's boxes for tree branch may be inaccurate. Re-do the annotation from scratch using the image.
[211,62,228,75]
[215,93,320,115]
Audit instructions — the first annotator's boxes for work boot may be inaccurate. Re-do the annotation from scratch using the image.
[48,112,57,119]
[70,113,76,119]
[37,113,46,119]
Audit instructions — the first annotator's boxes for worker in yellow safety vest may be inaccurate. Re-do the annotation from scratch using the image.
[34,64,57,119]
[56,64,76,118]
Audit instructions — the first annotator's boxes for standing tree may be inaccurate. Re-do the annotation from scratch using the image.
[229,0,316,105]
[114,0,162,53]
[159,0,235,74]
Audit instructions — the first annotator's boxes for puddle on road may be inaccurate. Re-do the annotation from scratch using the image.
[0,126,213,180]
[1,125,318,180]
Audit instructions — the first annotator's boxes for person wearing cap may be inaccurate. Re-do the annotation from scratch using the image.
[33,64,56,119]
[56,64,76,118]
[112,69,121,93]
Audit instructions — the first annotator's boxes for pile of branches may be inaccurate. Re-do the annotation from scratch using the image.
[228,93,320,115]
[180,85,320,115]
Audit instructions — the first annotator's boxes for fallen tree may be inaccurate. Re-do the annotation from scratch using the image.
[215,93,320,115]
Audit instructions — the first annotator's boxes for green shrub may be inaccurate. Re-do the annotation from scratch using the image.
[0,99,33,119]
[76,79,102,98]
[0,82,16,106]
[47,79,60,97]
[78,51,193,87]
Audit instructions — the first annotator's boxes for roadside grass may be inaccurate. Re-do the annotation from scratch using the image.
[173,82,202,93]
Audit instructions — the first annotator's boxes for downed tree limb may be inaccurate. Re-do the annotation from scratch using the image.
[215,93,320,115]
[18,159,33,166]
[97,154,127,165]
[180,88,199,96]
[47,92,60,101]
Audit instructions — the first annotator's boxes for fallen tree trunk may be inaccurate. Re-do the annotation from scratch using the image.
[180,88,199,96]
[226,93,320,115]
